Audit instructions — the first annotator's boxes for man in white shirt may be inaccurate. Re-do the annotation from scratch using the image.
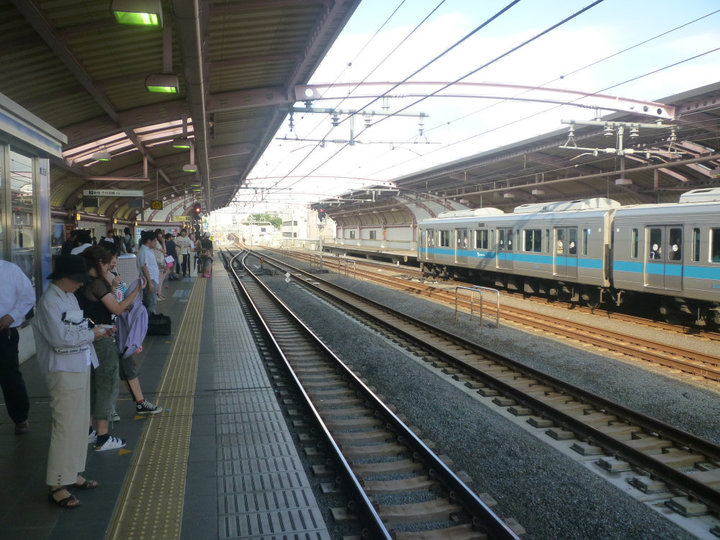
[0,259,36,434]
[136,231,160,314]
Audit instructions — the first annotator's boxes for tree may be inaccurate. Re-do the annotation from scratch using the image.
[251,213,281,229]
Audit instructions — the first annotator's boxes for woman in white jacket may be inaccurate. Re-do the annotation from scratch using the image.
[33,255,110,508]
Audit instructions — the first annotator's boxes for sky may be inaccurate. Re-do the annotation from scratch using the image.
[230,0,720,215]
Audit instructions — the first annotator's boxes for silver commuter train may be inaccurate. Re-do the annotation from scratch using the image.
[418,187,720,326]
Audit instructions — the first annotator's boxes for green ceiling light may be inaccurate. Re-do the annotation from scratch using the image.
[112,0,163,27]
[145,73,179,94]
[172,138,191,149]
[91,149,111,162]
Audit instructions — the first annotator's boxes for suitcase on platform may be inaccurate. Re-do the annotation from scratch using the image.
[147,313,171,336]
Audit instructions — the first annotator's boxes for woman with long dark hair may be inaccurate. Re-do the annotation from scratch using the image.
[78,246,141,451]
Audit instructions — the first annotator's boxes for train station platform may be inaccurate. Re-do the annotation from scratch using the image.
[321,242,417,265]
[0,267,330,540]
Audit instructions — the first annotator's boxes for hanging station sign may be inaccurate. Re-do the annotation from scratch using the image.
[83,189,144,197]
[150,200,163,210]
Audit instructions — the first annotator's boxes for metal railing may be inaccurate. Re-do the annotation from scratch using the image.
[336,254,357,278]
[454,285,500,328]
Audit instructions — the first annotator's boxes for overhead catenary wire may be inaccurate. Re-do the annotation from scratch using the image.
[259,0,412,183]
[369,43,720,181]
[365,6,720,180]
[239,3,719,209]
[278,0,606,198]
[400,7,720,151]
[251,0,525,205]
[258,0,450,198]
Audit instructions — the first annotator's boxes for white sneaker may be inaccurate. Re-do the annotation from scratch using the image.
[94,435,126,452]
[88,429,97,445]
[111,409,120,422]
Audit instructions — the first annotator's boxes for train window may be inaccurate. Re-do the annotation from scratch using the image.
[427,230,435,247]
[498,229,513,251]
[555,229,565,254]
[582,229,589,256]
[568,228,577,255]
[692,228,700,262]
[475,229,489,249]
[456,229,468,249]
[349,230,356,239]
[369,230,377,240]
[668,228,682,261]
[631,229,639,258]
[711,228,720,263]
[524,229,542,252]
[440,230,450,247]
[648,228,662,260]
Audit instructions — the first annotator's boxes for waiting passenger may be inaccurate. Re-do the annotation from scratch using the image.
[33,255,108,508]
[0,259,34,435]
[109,252,162,416]
[137,230,160,314]
[79,246,142,451]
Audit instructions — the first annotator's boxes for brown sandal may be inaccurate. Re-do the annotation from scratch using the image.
[49,487,80,508]
[74,477,99,490]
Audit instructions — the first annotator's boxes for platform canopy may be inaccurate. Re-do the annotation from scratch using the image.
[0,0,361,222]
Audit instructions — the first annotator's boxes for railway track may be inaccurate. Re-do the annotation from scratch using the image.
[244,249,720,535]
[268,246,720,341]
[224,251,520,539]
[266,247,720,382]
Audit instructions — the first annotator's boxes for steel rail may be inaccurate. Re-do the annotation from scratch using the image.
[223,250,520,539]
[256,251,720,514]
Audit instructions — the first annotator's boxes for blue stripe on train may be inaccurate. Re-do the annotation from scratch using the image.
[421,248,602,269]
[422,249,720,285]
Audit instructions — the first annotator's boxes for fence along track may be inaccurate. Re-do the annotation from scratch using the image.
[225,251,520,540]
[250,251,720,529]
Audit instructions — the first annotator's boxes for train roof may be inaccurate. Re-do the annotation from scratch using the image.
[513,197,620,214]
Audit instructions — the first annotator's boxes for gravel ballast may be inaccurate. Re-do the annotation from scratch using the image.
[256,263,719,540]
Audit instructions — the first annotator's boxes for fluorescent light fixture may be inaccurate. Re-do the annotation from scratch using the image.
[182,163,198,173]
[531,189,544,196]
[615,178,632,185]
[92,149,111,162]
[112,0,162,27]
[145,73,179,94]
[503,192,514,198]
[172,138,192,149]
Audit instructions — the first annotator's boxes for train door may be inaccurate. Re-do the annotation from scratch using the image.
[553,227,578,278]
[423,228,436,262]
[455,228,468,265]
[496,228,514,270]
[645,226,683,291]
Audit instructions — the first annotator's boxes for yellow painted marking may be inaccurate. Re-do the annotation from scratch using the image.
[106,278,206,540]
[118,449,133,456]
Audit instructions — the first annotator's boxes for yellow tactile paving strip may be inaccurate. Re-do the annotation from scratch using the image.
[106,278,206,540]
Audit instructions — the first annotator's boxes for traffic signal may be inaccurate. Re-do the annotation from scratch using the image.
[317,207,326,222]
[192,202,202,216]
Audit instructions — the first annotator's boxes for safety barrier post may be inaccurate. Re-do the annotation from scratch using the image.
[454,285,500,328]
